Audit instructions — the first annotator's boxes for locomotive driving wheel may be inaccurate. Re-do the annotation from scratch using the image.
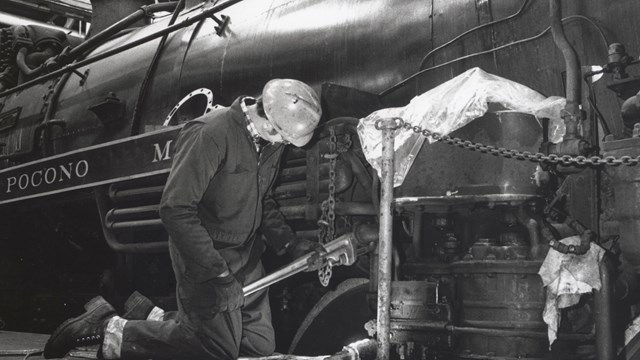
[288,278,373,356]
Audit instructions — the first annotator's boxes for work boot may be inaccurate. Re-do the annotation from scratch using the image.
[83,292,155,320]
[43,296,116,359]
[122,291,155,320]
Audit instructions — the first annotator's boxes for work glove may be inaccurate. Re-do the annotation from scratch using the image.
[286,239,327,272]
[186,272,244,315]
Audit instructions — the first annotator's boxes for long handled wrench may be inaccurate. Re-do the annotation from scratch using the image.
[243,233,357,296]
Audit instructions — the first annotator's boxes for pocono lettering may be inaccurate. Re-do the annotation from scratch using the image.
[5,160,89,193]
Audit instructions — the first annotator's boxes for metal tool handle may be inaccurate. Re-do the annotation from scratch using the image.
[243,233,357,296]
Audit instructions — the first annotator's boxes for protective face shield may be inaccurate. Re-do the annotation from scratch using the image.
[262,79,322,147]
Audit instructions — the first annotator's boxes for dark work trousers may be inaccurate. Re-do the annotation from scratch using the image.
[119,263,275,359]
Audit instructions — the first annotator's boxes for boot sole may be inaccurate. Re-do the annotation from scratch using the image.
[44,316,76,358]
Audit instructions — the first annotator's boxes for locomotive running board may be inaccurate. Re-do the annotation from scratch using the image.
[0,125,182,206]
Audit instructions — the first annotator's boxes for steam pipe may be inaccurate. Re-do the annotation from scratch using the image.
[15,48,44,77]
[594,258,615,360]
[550,0,581,139]
[375,118,399,360]
[0,0,247,98]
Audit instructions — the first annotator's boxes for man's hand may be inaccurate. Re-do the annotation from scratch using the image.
[206,273,244,312]
[286,239,327,272]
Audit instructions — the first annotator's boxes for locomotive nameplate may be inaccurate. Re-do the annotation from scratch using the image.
[0,125,183,205]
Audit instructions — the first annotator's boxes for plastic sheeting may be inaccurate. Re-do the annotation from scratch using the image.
[357,67,566,187]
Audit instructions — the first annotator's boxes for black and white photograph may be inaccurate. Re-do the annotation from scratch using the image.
[0,0,639,359]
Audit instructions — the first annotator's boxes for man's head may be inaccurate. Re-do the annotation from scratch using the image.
[246,79,322,147]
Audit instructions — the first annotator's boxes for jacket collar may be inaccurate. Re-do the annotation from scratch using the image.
[229,97,284,154]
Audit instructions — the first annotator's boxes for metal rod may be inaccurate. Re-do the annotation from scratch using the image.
[389,321,594,341]
[130,0,185,135]
[412,211,423,260]
[594,258,615,360]
[376,118,399,360]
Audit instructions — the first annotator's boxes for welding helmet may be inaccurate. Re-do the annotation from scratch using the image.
[262,79,322,147]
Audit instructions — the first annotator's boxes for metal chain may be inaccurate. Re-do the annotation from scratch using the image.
[316,127,338,287]
[318,260,333,287]
[381,118,640,167]
[326,127,338,241]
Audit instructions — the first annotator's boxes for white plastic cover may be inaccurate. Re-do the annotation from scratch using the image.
[357,67,566,187]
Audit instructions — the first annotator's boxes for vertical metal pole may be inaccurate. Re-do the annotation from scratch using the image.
[376,118,398,360]
[412,211,423,260]
[594,258,615,360]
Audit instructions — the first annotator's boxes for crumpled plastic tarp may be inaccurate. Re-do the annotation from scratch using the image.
[538,236,605,346]
[357,67,567,187]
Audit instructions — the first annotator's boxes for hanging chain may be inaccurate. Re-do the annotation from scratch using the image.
[378,118,640,167]
[326,127,338,242]
[316,127,339,287]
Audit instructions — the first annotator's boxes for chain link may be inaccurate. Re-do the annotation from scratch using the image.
[316,127,339,287]
[395,120,640,166]
[318,260,333,287]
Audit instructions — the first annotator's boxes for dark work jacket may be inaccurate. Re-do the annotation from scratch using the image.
[159,97,294,284]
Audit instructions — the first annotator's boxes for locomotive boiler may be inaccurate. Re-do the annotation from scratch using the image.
[1,0,640,359]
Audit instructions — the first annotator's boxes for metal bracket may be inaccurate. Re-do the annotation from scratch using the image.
[211,14,230,36]
[0,107,21,132]
[88,92,125,125]
[74,68,90,86]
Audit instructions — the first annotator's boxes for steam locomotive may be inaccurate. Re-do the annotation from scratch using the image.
[1,0,640,359]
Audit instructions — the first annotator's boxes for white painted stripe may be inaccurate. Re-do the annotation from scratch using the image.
[0,169,170,205]
[0,125,182,174]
